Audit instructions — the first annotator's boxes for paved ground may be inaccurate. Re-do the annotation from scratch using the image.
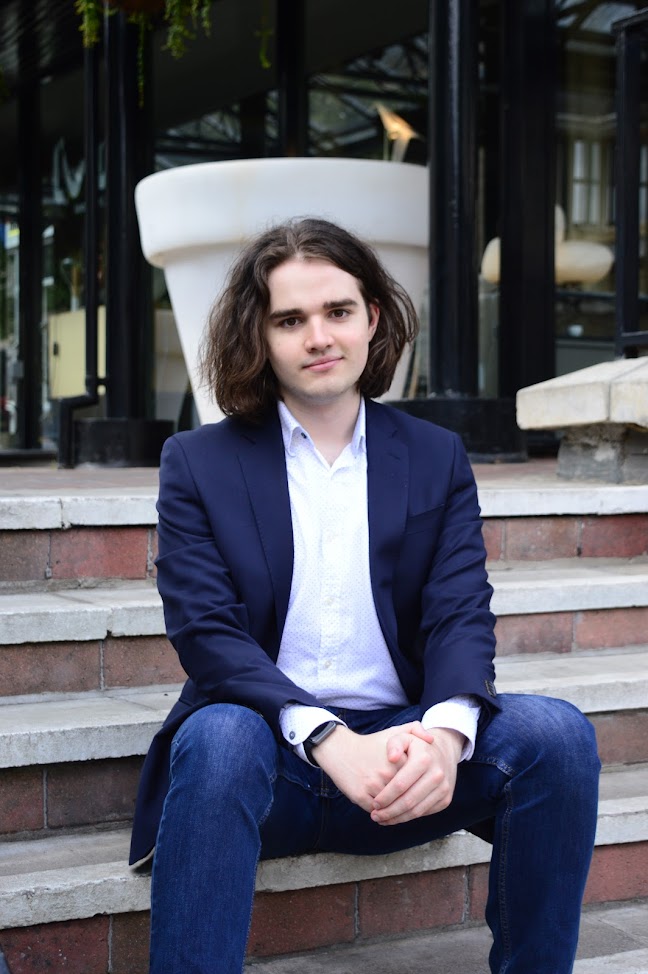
[245,903,648,974]
[0,459,560,493]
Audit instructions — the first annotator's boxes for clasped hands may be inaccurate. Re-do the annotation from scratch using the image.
[313,721,464,826]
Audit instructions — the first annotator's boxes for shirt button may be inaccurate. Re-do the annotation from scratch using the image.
[289,731,296,740]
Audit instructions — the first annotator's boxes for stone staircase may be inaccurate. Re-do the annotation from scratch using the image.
[0,463,647,973]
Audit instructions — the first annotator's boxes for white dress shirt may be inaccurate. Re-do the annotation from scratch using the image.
[276,400,480,764]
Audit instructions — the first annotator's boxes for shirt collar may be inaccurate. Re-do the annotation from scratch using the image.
[277,399,366,458]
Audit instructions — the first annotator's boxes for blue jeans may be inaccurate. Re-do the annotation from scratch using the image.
[149,694,600,974]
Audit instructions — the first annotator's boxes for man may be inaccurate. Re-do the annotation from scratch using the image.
[131,218,600,974]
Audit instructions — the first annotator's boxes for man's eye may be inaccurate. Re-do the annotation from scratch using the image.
[330,308,349,319]
[281,317,299,328]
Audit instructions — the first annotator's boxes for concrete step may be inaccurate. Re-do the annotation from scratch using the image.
[1,650,647,838]
[1,471,648,592]
[0,764,646,958]
[245,904,648,974]
[0,647,648,768]
[1,649,646,771]
[1,464,647,528]
[2,561,648,648]
[0,685,177,769]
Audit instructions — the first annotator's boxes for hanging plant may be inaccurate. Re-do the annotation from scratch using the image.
[74,0,212,103]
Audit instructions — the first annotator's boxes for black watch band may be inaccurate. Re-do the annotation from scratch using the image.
[303,720,338,767]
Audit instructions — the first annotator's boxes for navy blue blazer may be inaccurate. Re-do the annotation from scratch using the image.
[129,399,498,865]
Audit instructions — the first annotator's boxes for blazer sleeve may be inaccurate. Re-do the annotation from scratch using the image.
[417,434,499,723]
[155,435,321,739]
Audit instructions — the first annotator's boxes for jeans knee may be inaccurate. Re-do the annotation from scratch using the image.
[171,704,277,789]
[499,694,600,780]
[529,697,601,789]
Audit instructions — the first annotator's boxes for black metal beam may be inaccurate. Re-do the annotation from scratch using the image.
[427,0,479,396]
[498,0,556,397]
[276,0,308,156]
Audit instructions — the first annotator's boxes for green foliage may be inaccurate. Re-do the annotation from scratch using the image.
[74,0,212,104]
[163,0,211,60]
[74,0,104,47]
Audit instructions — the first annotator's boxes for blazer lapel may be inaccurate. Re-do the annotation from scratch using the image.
[365,400,409,645]
[236,412,294,647]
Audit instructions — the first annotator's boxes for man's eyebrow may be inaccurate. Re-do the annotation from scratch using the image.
[267,307,302,321]
[267,298,359,321]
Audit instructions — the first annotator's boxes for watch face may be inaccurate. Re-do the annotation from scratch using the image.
[310,721,337,746]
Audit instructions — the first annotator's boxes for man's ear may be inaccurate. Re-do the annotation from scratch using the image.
[368,303,380,340]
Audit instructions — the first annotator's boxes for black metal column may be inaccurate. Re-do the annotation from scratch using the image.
[73,10,173,465]
[276,0,308,156]
[614,11,648,355]
[58,43,101,467]
[16,79,43,450]
[105,9,152,419]
[498,0,556,397]
[391,0,525,460]
[427,0,479,397]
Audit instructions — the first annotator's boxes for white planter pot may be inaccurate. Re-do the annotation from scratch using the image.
[136,158,429,424]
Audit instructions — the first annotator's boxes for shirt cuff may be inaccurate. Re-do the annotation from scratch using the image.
[421,695,481,762]
[280,704,346,765]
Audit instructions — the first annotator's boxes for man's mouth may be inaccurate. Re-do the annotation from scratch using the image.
[304,357,342,372]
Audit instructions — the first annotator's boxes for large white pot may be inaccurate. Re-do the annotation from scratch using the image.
[135,158,429,424]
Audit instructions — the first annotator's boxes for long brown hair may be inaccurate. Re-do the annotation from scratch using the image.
[199,218,419,420]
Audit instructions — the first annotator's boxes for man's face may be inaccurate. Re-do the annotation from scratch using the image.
[264,257,379,414]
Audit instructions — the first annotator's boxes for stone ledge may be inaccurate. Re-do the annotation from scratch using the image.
[517,360,648,431]
[1,649,646,769]
[516,360,648,483]
[0,763,644,929]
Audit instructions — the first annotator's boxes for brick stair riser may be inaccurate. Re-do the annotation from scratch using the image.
[483,513,648,561]
[0,527,157,587]
[1,708,646,837]
[495,606,648,657]
[1,842,647,972]
[0,757,142,837]
[0,635,184,697]
[2,607,647,699]
[1,514,647,589]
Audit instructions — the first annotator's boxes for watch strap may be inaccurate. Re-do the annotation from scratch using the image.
[303,720,338,767]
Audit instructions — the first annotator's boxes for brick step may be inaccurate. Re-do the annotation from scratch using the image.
[2,559,647,644]
[1,649,647,837]
[2,468,646,527]
[0,764,646,967]
[1,475,647,586]
[247,907,648,974]
[2,648,646,770]
[2,563,648,698]
[2,513,648,586]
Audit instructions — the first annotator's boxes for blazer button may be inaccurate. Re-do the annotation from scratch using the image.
[484,679,497,698]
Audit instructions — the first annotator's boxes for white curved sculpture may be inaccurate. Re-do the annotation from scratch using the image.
[135,158,429,424]
[481,205,613,287]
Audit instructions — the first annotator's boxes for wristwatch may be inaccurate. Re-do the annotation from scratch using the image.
[303,720,338,767]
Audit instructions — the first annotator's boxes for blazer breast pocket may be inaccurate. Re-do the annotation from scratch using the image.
[404,506,444,536]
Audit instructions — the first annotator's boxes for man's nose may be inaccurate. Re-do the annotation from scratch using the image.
[304,317,332,349]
